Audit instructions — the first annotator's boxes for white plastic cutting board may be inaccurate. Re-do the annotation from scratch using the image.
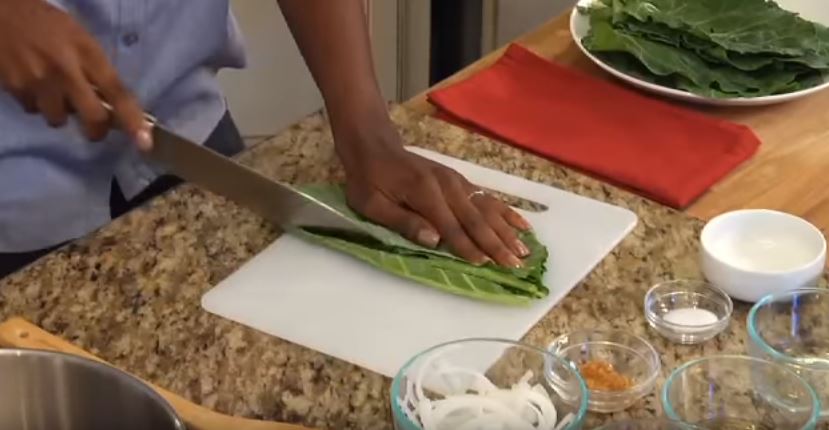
[202,147,637,377]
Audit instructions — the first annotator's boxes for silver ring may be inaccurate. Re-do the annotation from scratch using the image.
[468,190,487,201]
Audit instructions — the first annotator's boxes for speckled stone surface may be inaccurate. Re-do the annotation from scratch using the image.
[0,106,825,429]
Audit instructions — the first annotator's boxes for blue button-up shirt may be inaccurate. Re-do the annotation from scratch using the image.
[0,0,246,252]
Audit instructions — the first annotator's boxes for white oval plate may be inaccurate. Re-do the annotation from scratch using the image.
[570,0,829,106]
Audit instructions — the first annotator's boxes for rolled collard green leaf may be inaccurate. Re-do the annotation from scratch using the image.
[295,182,453,256]
[291,184,549,306]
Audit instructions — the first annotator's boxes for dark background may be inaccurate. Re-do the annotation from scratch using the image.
[430,0,484,84]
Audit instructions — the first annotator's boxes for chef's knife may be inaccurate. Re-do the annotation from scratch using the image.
[103,103,374,237]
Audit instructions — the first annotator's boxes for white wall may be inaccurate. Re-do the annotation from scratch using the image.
[218,1,401,138]
[218,1,323,138]
[367,0,401,102]
[495,0,577,46]
[399,1,431,100]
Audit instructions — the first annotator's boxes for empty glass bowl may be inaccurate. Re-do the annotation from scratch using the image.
[748,288,829,421]
[594,419,705,429]
[662,355,820,430]
[390,338,588,430]
[548,330,660,413]
[644,279,732,344]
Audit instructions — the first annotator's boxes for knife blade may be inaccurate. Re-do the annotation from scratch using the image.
[149,124,376,235]
[98,101,373,236]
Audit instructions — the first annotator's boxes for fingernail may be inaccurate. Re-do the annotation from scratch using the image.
[417,229,440,247]
[514,240,530,257]
[518,217,532,230]
[476,256,492,266]
[508,255,524,268]
[136,127,152,152]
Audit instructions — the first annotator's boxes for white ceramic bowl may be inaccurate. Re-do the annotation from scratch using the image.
[700,209,826,303]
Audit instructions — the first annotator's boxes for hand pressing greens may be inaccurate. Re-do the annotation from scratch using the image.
[291,184,549,306]
[580,0,829,98]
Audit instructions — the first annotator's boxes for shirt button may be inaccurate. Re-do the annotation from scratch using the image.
[122,32,139,46]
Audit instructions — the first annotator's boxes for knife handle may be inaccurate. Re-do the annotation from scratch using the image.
[92,85,157,125]
[99,99,158,125]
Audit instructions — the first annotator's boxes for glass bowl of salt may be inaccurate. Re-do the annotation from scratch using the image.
[644,279,732,344]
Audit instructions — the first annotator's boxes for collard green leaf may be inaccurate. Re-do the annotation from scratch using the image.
[585,18,805,96]
[612,0,829,57]
[297,183,453,256]
[291,184,549,306]
[617,12,829,71]
[580,0,829,98]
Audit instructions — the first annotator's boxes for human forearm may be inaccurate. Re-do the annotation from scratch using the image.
[276,0,397,164]
[276,0,528,267]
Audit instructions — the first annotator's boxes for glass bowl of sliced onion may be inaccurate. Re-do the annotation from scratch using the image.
[390,338,589,430]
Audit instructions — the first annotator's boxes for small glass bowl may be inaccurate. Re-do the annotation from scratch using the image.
[748,288,829,421]
[390,338,588,430]
[594,419,705,429]
[548,330,660,413]
[662,355,820,430]
[644,279,732,344]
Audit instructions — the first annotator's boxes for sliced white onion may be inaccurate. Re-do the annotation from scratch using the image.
[400,357,575,430]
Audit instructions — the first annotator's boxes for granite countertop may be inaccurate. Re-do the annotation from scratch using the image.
[0,106,824,429]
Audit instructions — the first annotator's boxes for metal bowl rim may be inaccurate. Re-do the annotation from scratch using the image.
[0,348,186,430]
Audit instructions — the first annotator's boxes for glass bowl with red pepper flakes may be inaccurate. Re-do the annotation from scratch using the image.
[548,330,661,413]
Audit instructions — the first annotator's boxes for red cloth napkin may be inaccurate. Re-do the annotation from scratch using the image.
[427,44,761,209]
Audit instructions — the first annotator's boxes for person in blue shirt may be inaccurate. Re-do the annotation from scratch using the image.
[0,0,531,279]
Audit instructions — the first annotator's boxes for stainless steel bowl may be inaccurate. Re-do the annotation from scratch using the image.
[0,349,185,430]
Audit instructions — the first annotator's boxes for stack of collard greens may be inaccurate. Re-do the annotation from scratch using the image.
[580,0,829,98]
[292,184,549,306]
